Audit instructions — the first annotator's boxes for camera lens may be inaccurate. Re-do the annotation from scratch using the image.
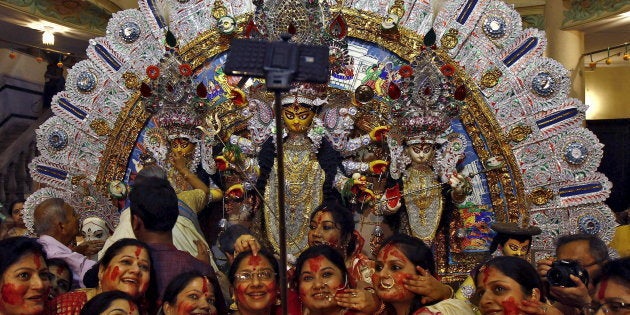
[547,268,565,286]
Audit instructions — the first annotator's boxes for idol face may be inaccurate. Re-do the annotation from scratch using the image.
[82,217,111,241]
[406,143,435,165]
[282,104,315,133]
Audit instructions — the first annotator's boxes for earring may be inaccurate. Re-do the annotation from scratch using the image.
[229,295,238,311]
[275,295,281,305]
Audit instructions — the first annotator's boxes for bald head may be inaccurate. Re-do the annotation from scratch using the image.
[34,198,79,245]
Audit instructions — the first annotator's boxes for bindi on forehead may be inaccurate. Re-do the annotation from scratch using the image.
[597,279,608,300]
[307,256,325,273]
[381,244,408,262]
[135,246,142,258]
[247,255,262,268]
[202,278,209,294]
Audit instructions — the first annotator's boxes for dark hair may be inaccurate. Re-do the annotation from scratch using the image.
[130,177,179,231]
[556,234,610,263]
[79,290,140,315]
[228,249,279,284]
[488,233,532,254]
[379,234,436,275]
[309,202,356,257]
[377,234,435,313]
[100,238,152,271]
[0,236,48,276]
[218,224,250,255]
[7,199,26,216]
[162,270,228,314]
[474,256,546,301]
[593,257,630,288]
[293,245,348,289]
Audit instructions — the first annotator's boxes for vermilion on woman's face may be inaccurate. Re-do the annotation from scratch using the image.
[307,211,342,250]
[165,277,217,315]
[233,255,278,314]
[372,244,416,303]
[476,266,532,315]
[298,255,346,312]
[0,253,50,315]
[99,246,151,299]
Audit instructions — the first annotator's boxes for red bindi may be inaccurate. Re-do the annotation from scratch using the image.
[135,246,142,258]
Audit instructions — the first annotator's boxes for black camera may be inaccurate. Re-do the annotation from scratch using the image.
[547,260,589,287]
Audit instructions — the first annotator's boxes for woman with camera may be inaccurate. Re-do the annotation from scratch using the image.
[475,256,561,315]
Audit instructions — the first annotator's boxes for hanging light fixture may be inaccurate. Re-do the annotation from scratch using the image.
[588,54,596,70]
[42,26,55,45]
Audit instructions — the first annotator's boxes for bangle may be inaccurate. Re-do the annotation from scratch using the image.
[445,284,454,299]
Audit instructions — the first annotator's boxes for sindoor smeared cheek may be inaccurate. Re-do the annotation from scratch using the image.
[177,301,195,315]
[236,283,247,301]
[501,296,519,315]
[109,266,121,282]
[1,283,26,305]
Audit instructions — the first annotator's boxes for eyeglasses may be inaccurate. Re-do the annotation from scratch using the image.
[234,270,276,282]
[583,301,630,315]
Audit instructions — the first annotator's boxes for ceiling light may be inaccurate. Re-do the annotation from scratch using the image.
[42,26,54,45]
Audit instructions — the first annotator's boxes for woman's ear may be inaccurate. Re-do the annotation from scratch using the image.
[530,288,541,301]
[162,302,173,315]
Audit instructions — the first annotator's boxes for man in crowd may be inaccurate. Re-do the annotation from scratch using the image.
[537,233,610,315]
[33,198,100,288]
[129,176,226,307]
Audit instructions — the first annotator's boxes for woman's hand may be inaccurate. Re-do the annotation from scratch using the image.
[520,300,562,315]
[334,288,380,314]
[403,266,453,304]
[194,239,211,264]
[234,234,260,257]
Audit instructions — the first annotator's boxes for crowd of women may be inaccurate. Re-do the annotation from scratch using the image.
[1,198,630,315]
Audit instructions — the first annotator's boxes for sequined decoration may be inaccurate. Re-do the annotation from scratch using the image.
[578,215,601,235]
[531,72,556,97]
[563,142,588,165]
[119,21,141,43]
[48,130,68,151]
[482,13,507,39]
[76,71,97,93]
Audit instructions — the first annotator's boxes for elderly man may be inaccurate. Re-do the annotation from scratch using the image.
[33,198,99,288]
[537,233,610,315]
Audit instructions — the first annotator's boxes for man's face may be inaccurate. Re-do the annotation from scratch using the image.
[557,240,603,292]
[62,205,80,244]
